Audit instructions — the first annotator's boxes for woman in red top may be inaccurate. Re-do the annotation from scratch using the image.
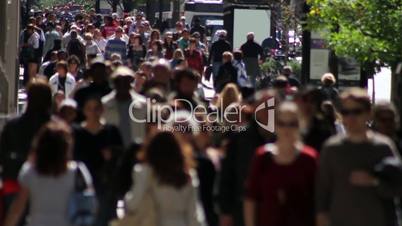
[244,101,318,226]
[184,38,204,75]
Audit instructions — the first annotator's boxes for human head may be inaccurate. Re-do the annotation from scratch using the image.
[217,83,242,112]
[67,55,80,72]
[282,65,293,77]
[174,68,199,97]
[56,61,68,77]
[27,24,35,34]
[233,50,243,61]
[164,32,173,43]
[218,30,227,39]
[175,22,184,31]
[83,96,104,122]
[94,28,102,39]
[339,88,371,135]
[140,61,153,78]
[84,33,93,42]
[115,26,124,38]
[150,29,161,41]
[247,32,255,41]
[104,15,113,25]
[222,51,233,63]
[276,101,301,143]
[189,38,197,50]
[26,78,52,115]
[49,51,58,62]
[321,73,336,86]
[296,86,325,118]
[57,50,68,61]
[70,30,78,39]
[89,59,108,83]
[152,59,172,84]
[58,99,77,124]
[372,101,399,137]
[191,32,200,40]
[32,121,72,176]
[145,131,191,188]
[182,29,190,39]
[173,49,185,60]
[111,66,135,94]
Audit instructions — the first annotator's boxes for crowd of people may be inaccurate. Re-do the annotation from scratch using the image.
[1,4,402,226]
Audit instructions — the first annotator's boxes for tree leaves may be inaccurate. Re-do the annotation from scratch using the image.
[307,0,402,65]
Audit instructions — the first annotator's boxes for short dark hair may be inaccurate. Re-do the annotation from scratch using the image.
[26,78,52,114]
[340,87,371,111]
[174,68,199,84]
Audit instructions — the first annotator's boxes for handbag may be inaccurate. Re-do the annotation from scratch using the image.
[110,169,157,226]
[68,162,98,226]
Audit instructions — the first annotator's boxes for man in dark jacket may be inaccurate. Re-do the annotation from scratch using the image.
[209,30,232,79]
[214,52,238,92]
[190,18,206,42]
[240,32,264,87]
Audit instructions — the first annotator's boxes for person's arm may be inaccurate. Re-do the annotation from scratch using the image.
[243,199,256,226]
[208,43,214,65]
[187,171,206,226]
[218,138,237,225]
[355,141,402,198]
[316,145,333,226]
[258,44,265,62]
[4,186,29,226]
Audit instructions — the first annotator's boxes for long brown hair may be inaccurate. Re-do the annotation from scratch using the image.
[32,120,72,176]
[145,132,190,188]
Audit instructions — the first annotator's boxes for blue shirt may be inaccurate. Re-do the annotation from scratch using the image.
[105,38,127,60]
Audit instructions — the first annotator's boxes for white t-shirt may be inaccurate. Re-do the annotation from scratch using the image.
[28,32,40,49]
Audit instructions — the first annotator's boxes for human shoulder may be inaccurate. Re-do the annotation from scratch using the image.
[49,73,59,82]
[66,73,76,82]
[301,145,319,159]
[101,90,117,104]
[322,134,346,148]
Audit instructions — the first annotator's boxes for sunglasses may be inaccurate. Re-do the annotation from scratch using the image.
[277,120,299,128]
[340,108,366,116]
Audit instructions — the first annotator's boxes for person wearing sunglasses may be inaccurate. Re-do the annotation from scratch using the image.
[316,88,402,226]
[244,101,318,226]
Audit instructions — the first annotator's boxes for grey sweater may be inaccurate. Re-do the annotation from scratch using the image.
[316,132,402,226]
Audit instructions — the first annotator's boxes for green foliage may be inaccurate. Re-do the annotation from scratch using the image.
[38,0,93,10]
[307,0,402,66]
[287,59,301,77]
[261,58,281,74]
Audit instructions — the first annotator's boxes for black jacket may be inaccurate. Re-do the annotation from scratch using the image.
[208,39,232,64]
[0,113,51,180]
[214,62,238,92]
[240,40,264,59]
